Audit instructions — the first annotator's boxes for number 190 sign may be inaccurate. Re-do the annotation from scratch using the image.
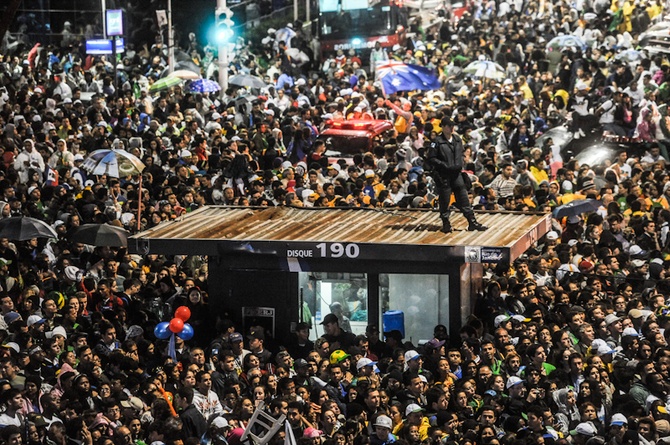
[286,243,360,259]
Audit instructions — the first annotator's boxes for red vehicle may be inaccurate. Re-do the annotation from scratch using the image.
[318,0,408,56]
[319,119,394,158]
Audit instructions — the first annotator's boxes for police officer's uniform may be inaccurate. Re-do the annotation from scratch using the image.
[426,118,487,233]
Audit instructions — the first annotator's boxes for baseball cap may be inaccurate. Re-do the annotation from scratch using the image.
[374,415,393,429]
[404,350,421,362]
[546,231,559,241]
[229,332,243,343]
[425,338,446,349]
[494,314,511,328]
[356,357,377,370]
[247,329,265,342]
[591,339,615,356]
[26,315,46,327]
[610,413,628,426]
[329,349,351,365]
[211,417,229,429]
[506,376,524,389]
[622,327,639,337]
[320,313,339,325]
[571,422,597,436]
[303,428,324,438]
[405,404,424,416]
[294,358,309,368]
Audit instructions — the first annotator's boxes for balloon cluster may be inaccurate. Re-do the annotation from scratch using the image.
[154,306,194,341]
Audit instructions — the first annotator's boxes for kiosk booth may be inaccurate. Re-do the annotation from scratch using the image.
[130,206,550,345]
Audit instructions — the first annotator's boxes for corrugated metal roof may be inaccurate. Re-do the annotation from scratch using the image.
[130,206,550,262]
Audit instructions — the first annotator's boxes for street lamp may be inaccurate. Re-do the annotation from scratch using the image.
[215,0,234,96]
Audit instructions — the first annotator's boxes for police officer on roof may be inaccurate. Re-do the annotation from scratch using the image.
[426,117,488,234]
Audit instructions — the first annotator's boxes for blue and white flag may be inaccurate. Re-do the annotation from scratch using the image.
[375,61,441,95]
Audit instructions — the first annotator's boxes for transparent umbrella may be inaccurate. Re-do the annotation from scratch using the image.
[82,149,146,230]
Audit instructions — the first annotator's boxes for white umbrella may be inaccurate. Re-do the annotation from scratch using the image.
[169,69,201,80]
[463,60,506,80]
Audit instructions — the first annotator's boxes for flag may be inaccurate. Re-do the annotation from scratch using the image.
[284,422,297,445]
[45,166,59,187]
[375,61,441,95]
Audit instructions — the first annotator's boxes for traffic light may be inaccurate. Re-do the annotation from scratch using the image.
[215,6,234,44]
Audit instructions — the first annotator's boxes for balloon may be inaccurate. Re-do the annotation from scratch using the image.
[169,318,184,333]
[175,306,191,322]
[177,323,194,341]
[154,322,171,339]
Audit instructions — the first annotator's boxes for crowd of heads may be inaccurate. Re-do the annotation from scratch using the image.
[2,0,670,444]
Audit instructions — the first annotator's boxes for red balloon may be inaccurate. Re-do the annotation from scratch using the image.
[169,318,184,333]
[175,306,191,322]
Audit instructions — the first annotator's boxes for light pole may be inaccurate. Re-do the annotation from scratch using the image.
[216,0,233,97]
[168,0,175,74]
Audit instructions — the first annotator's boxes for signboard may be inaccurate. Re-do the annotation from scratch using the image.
[106,9,124,36]
[86,39,125,55]
[242,306,275,337]
[465,246,506,263]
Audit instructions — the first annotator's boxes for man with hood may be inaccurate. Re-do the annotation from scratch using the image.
[14,139,45,184]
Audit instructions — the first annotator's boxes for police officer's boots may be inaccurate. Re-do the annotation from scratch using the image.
[468,219,488,231]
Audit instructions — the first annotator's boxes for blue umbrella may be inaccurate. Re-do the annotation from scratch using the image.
[187,79,222,93]
[375,61,441,95]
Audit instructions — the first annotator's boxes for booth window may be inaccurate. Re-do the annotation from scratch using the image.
[379,274,449,345]
[298,272,368,339]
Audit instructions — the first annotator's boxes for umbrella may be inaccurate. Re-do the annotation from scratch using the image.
[187,78,221,93]
[553,199,601,218]
[160,61,202,78]
[229,74,267,89]
[375,61,441,95]
[615,49,644,64]
[463,60,506,80]
[168,69,201,80]
[0,217,58,241]
[149,76,182,92]
[82,148,145,178]
[71,224,128,247]
[546,35,587,52]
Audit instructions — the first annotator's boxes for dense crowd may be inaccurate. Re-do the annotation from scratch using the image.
[3,0,670,445]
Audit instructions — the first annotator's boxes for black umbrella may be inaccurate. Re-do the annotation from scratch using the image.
[0,216,58,241]
[71,224,128,247]
[553,199,601,219]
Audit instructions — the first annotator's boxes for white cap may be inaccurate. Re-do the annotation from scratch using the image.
[211,417,229,429]
[506,376,524,389]
[610,413,628,426]
[365,169,375,178]
[405,403,424,416]
[546,231,559,241]
[211,112,221,120]
[356,357,376,370]
[591,339,615,356]
[48,326,67,339]
[27,315,46,327]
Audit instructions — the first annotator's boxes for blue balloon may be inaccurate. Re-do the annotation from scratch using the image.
[177,323,194,341]
[154,322,171,340]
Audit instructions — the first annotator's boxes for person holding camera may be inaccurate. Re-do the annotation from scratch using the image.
[426,117,488,234]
